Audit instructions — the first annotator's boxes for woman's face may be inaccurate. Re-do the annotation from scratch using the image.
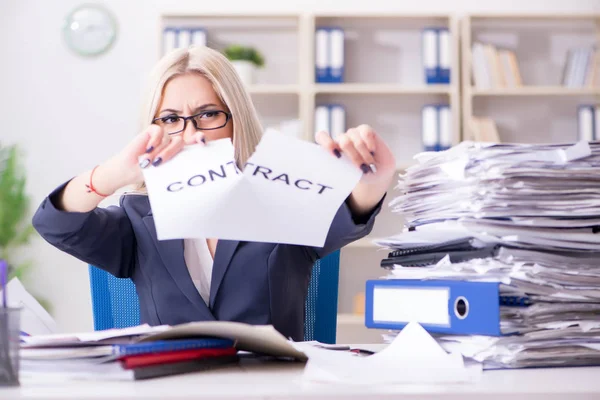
[155,73,233,145]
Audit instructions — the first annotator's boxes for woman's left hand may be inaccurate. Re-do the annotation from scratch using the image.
[315,125,397,217]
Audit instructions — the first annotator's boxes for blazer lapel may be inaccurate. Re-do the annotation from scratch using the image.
[142,215,215,321]
[209,239,240,309]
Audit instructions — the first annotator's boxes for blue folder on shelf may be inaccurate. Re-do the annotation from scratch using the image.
[365,279,528,336]
[437,28,451,84]
[314,27,344,83]
[315,27,329,83]
[328,27,344,83]
[422,28,438,84]
[422,27,451,84]
[421,104,439,152]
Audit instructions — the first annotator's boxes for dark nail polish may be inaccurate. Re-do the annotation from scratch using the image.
[333,149,341,158]
[201,137,206,144]
[152,157,162,166]
[139,158,150,169]
[370,151,375,156]
[145,146,154,153]
[360,164,370,174]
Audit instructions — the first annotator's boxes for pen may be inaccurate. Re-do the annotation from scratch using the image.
[314,344,375,356]
[0,259,17,383]
[0,260,7,308]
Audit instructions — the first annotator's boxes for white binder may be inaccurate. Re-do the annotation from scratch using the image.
[315,28,329,83]
[438,104,452,151]
[329,105,346,137]
[314,105,331,136]
[595,105,600,141]
[438,28,451,84]
[422,105,439,152]
[578,105,594,142]
[329,28,344,83]
[192,29,207,47]
[177,29,192,49]
[422,28,438,84]
[162,28,177,55]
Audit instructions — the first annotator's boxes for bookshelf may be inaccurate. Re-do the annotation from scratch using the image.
[158,12,459,343]
[462,14,600,143]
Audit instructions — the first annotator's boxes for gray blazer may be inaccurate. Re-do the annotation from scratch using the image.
[32,182,383,341]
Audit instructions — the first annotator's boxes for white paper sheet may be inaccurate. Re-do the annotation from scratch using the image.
[142,131,361,246]
[292,322,480,384]
[21,324,169,347]
[0,278,57,336]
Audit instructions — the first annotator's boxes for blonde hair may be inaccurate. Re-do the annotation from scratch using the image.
[134,46,263,191]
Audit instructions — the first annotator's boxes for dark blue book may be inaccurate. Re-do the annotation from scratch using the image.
[112,337,234,357]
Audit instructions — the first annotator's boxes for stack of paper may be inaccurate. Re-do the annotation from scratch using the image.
[19,321,306,380]
[19,320,480,383]
[377,140,600,369]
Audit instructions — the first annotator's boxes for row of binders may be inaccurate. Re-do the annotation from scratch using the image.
[422,104,452,152]
[422,27,452,84]
[562,46,599,88]
[315,28,345,83]
[315,27,452,84]
[578,104,600,141]
[471,42,522,89]
[314,104,346,137]
[314,103,453,152]
[368,139,600,369]
[162,27,207,55]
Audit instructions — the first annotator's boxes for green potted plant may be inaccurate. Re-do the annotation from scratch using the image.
[0,144,47,308]
[223,44,265,86]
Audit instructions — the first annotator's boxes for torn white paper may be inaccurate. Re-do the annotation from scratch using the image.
[293,322,480,384]
[142,131,361,246]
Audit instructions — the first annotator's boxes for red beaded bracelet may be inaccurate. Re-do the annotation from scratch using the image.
[85,165,110,197]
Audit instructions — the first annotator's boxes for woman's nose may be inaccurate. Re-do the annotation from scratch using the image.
[182,121,199,145]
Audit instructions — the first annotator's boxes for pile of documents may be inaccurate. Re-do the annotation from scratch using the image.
[19,321,306,380]
[19,320,481,384]
[374,140,600,369]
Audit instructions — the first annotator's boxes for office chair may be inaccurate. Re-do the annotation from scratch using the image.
[88,250,340,344]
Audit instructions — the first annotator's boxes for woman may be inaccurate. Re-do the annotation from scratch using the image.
[32,46,397,341]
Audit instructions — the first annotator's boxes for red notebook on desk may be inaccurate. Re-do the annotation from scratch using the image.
[120,347,237,369]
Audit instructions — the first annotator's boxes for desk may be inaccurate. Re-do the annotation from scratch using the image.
[5,352,600,400]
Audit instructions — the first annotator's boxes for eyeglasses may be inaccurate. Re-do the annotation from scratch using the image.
[152,110,232,135]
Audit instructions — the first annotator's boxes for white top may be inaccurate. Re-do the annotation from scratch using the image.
[183,238,214,305]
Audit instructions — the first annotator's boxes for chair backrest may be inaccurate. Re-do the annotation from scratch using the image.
[88,250,340,344]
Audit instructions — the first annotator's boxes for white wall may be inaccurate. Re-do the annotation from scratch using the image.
[1,0,599,333]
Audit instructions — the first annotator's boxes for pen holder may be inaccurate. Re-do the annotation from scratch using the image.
[0,307,21,386]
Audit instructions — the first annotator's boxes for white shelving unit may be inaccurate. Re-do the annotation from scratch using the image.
[472,87,600,97]
[313,83,453,95]
[158,12,460,343]
[462,14,600,144]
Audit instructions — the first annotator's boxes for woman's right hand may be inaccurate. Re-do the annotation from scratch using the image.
[94,125,187,195]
